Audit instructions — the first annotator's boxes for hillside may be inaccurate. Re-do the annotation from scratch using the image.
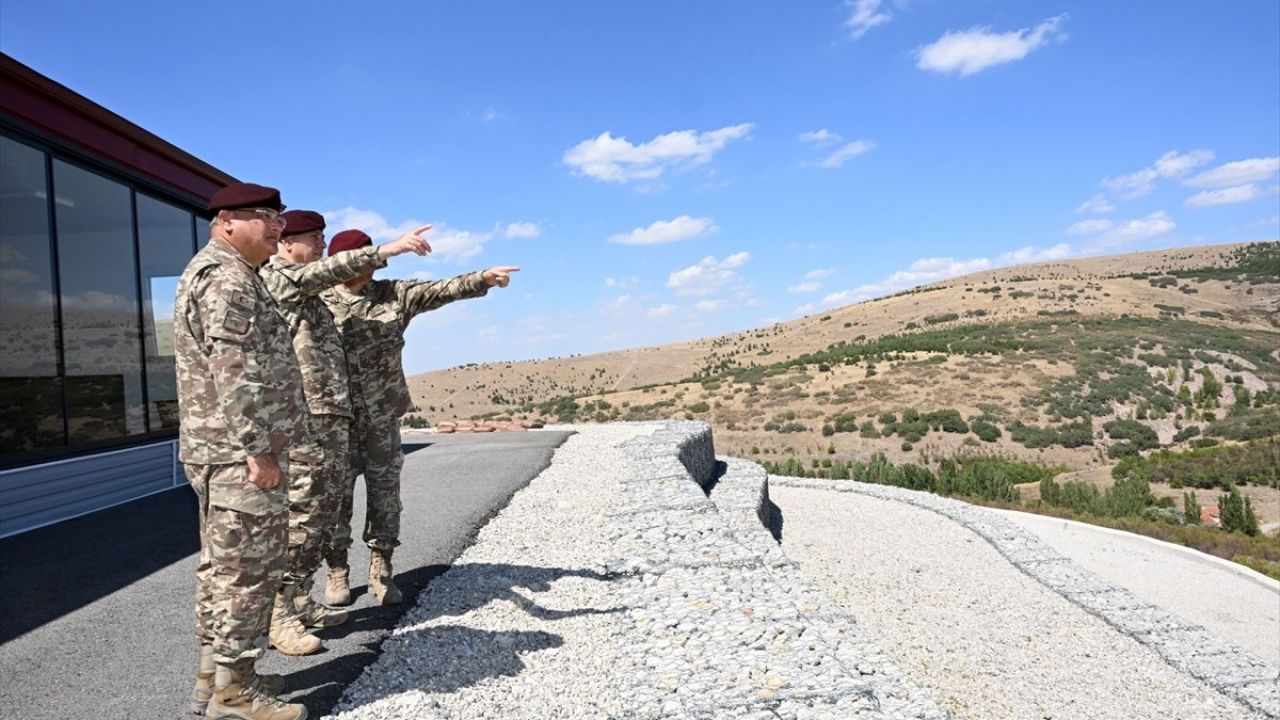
[407,242,1280,526]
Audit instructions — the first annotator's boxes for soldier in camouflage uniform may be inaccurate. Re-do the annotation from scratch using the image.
[257,210,430,654]
[320,228,518,605]
[175,183,308,720]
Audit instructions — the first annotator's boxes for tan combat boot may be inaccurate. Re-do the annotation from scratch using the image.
[207,660,307,720]
[294,576,349,628]
[269,587,323,656]
[324,560,351,606]
[192,645,286,716]
[190,643,216,715]
[368,549,403,605]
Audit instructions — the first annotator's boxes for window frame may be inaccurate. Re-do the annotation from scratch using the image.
[0,123,208,469]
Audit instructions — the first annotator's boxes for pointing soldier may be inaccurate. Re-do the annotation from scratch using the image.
[257,210,430,655]
[175,183,308,719]
[320,227,518,605]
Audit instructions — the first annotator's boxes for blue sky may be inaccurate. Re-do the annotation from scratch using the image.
[3,1,1278,373]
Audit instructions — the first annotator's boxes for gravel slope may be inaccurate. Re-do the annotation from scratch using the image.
[771,484,1264,720]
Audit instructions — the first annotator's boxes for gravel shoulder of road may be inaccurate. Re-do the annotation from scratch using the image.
[326,423,943,720]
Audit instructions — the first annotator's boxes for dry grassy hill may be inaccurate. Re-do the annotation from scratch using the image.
[408,242,1280,526]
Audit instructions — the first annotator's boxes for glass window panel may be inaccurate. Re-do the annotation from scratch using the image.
[0,136,65,456]
[137,193,194,431]
[52,160,145,442]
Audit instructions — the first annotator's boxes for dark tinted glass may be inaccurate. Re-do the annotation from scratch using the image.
[52,160,145,442]
[0,137,64,455]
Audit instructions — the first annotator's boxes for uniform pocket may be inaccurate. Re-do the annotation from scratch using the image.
[208,463,285,516]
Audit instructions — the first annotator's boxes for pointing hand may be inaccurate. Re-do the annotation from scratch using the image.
[380,224,433,259]
[481,266,521,288]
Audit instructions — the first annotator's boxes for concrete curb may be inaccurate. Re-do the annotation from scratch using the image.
[770,476,1280,719]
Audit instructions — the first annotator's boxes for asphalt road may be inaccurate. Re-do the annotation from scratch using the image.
[0,430,572,720]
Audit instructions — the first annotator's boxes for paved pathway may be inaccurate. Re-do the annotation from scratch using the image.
[0,430,570,720]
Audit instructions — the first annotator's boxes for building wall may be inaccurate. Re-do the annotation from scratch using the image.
[0,439,184,538]
[0,54,234,537]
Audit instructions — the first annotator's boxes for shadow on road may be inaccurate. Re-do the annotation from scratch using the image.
[285,562,621,714]
[0,487,198,644]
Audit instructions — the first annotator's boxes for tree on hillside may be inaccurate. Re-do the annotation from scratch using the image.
[1243,496,1260,536]
[1218,488,1246,533]
[1183,490,1200,525]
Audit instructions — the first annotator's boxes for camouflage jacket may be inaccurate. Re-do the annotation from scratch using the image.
[321,272,488,423]
[174,237,308,464]
[258,247,385,418]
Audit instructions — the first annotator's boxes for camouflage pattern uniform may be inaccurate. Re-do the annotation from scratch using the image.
[258,247,385,593]
[321,273,488,555]
[175,236,307,666]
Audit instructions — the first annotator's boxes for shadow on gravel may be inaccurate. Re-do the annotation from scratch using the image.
[765,496,784,542]
[0,487,198,644]
[698,460,728,495]
[286,562,622,714]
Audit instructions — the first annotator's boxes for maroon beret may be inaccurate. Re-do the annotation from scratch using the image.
[280,210,326,237]
[207,182,284,213]
[328,229,373,256]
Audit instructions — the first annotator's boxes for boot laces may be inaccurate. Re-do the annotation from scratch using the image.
[245,675,289,710]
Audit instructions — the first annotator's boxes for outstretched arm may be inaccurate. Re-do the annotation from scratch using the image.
[267,226,433,300]
[395,267,520,320]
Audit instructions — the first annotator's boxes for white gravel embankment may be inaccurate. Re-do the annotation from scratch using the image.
[327,422,943,720]
[771,484,1266,720]
[327,423,649,720]
[987,507,1280,664]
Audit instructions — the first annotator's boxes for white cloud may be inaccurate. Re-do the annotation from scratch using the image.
[1101,168,1159,200]
[916,15,1067,76]
[0,267,38,285]
[646,303,678,318]
[1185,184,1266,207]
[1075,194,1115,214]
[1186,157,1280,187]
[608,215,719,245]
[806,267,838,279]
[666,253,752,296]
[323,206,491,262]
[1101,149,1214,200]
[799,129,842,146]
[996,244,1074,264]
[601,295,632,312]
[845,0,892,39]
[604,276,639,288]
[694,300,726,313]
[482,106,499,123]
[503,222,540,239]
[809,243,1084,314]
[788,281,821,294]
[563,123,754,183]
[815,140,875,168]
[1154,149,1214,178]
[1065,218,1115,236]
[1092,211,1175,248]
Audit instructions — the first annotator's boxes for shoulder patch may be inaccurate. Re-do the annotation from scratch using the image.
[223,309,251,335]
[230,289,255,311]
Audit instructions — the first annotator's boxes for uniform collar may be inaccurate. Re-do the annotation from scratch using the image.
[208,235,259,272]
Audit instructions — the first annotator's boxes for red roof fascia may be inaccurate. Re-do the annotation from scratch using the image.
[0,53,236,202]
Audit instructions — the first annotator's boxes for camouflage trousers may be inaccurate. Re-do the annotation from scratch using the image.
[325,415,403,560]
[283,414,350,588]
[188,459,288,665]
